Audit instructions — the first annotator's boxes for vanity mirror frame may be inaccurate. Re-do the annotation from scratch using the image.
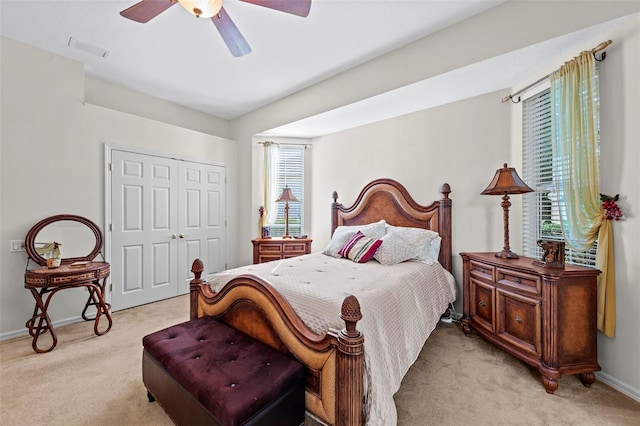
[24,214,104,267]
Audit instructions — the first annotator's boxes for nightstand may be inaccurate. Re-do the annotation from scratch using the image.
[460,252,601,394]
[252,237,312,264]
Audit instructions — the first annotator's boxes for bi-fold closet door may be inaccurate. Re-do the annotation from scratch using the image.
[110,149,226,311]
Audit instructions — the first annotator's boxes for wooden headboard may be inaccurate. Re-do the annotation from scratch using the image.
[330,178,452,272]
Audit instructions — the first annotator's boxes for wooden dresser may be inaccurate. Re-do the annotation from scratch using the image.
[252,237,312,264]
[460,252,601,394]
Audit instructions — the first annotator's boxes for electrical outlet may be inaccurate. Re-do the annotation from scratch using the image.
[10,240,25,252]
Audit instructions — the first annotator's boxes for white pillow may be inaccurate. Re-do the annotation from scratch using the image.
[374,225,441,265]
[323,220,386,258]
[427,235,442,262]
[373,232,417,265]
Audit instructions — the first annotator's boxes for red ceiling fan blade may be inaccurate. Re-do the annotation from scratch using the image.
[239,0,311,17]
[120,0,177,23]
[211,7,252,57]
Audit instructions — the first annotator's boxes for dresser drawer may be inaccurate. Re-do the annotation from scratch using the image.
[282,242,308,255]
[469,260,495,282]
[252,238,312,264]
[257,243,283,254]
[496,267,541,296]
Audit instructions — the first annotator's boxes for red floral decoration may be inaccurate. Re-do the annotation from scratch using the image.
[600,194,623,221]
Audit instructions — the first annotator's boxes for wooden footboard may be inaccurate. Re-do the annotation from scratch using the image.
[189,259,365,426]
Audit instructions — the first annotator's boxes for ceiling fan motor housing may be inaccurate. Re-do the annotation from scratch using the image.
[179,0,223,19]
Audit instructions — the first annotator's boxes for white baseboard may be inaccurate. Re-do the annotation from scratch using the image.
[596,371,640,403]
[0,315,83,342]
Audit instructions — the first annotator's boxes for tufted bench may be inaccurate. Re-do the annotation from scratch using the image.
[142,316,305,426]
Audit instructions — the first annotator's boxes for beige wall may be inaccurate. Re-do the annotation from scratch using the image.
[591,13,640,398]
[0,37,239,336]
[232,1,640,264]
[308,91,512,270]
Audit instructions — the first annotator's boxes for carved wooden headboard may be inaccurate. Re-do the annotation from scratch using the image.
[330,178,452,272]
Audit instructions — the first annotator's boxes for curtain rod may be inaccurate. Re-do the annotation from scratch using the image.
[258,141,310,148]
[502,40,612,104]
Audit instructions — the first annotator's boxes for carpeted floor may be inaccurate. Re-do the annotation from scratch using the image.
[1,294,638,425]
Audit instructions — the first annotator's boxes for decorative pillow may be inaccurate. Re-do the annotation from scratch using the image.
[338,231,383,263]
[373,232,417,265]
[374,225,441,265]
[322,220,386,258]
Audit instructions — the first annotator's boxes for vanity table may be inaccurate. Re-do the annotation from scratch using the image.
[23,214,113,353]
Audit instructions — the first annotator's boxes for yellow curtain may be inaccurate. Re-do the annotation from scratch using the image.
[262,142,279,227]
[550,51,615,337]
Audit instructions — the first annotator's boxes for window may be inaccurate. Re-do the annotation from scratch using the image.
[265,144,305,237]
[521,88,597,267]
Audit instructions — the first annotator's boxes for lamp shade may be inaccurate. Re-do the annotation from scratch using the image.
[482,163,533,259]
[481,163,533,195]
[276,187,299,203]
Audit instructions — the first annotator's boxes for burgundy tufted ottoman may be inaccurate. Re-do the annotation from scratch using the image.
[142,316,305,426]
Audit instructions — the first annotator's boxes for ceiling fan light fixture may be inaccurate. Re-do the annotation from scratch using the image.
[178,0,223,18]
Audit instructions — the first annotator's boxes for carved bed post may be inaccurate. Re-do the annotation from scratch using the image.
[335,295,364,426]
[190,259,204,320]
[331,190,340,236]
[438,183,452,273]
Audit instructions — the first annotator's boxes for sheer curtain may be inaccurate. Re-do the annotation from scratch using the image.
[550,51,615,336]
[263,142,279,226]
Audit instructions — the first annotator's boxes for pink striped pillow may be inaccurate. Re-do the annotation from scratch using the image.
[338,231,383,263]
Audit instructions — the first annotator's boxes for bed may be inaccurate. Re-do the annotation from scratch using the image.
[189,178,455,425]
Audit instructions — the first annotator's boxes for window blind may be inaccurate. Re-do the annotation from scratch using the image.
[266,144,304,237]
[522,89,597,267]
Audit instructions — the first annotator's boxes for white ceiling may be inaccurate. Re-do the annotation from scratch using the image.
[0,1,629,138]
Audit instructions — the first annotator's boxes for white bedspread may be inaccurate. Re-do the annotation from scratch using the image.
[207,253,457,426]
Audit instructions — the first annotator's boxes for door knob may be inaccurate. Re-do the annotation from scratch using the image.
[179,233,185,239]
[515,316,522,323]
[170,234,178,239]
[478,300,486,307]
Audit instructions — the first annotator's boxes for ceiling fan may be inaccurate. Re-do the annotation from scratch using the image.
[120,0,311,57]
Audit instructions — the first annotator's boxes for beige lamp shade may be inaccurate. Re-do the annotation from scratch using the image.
[276,187,299,203]
[276,187,298,238]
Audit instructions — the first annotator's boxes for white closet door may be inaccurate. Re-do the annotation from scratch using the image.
[177,161,227,294]
[111,150,179,310]
[109,149,227,310]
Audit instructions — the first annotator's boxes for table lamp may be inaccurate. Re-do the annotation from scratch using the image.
[481,163,533,259]
[276,186,299,239]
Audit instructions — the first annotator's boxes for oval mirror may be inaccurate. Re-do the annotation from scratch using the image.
[25,214,103,266]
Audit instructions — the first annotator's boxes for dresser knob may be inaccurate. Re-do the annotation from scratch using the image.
[514,277,522,283]
[515,316,522,323]
[479,300,486,307]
